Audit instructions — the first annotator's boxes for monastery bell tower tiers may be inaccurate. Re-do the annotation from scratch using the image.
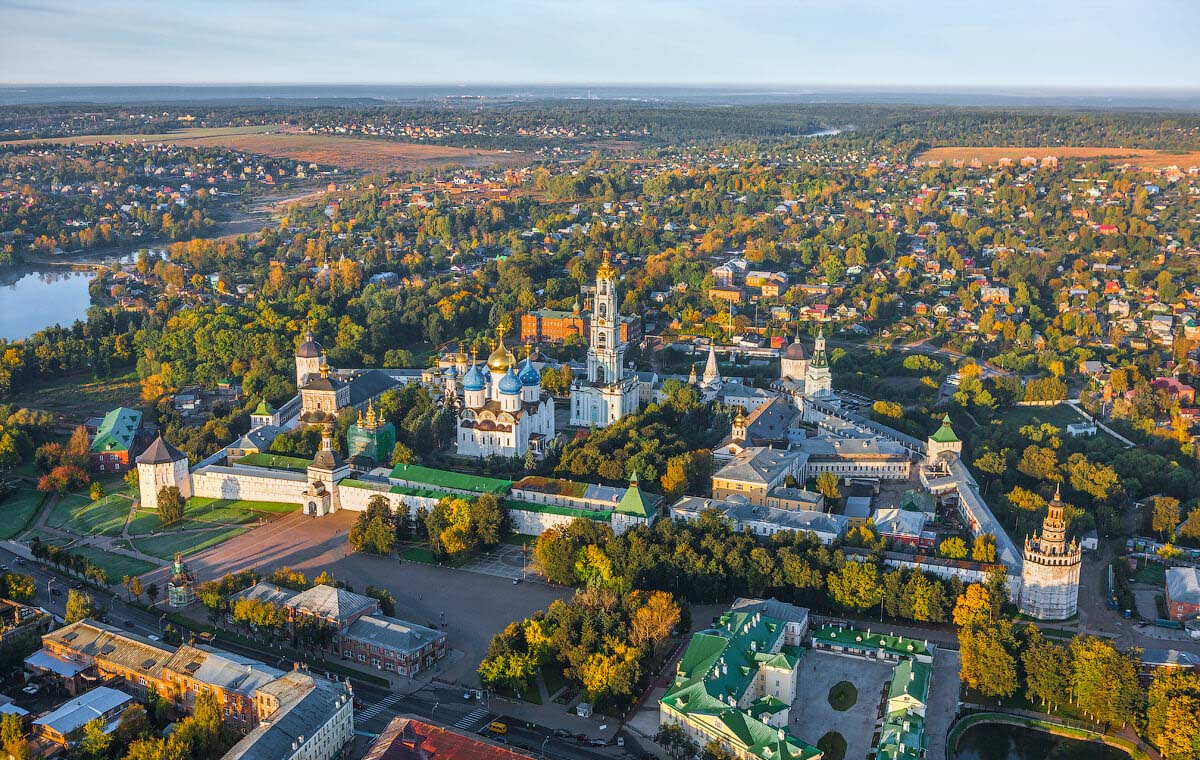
[1019,485,1082,620]
[295,328,325,388]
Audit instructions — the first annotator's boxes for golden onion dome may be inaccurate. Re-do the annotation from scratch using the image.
[596,252,616,281]
[487,340,515,372]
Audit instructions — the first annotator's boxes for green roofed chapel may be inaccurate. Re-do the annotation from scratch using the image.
[660,599,821,760]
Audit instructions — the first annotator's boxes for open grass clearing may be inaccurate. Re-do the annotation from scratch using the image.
[35,543,159,582]
[129,498,295,536]
[46,491,133,536]
[130,526,250,560]
[0,488,45,539]
[5,370,143,419]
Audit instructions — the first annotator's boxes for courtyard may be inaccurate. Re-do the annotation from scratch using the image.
[791,650,893,760]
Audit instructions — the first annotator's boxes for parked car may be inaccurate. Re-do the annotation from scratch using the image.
[588,739,608,747]
[13,558,24,566]
[0,564,9,571]
[147,634,160,641]
[552,729,571,738]
[512,577,522,585]
[122,619,134,629]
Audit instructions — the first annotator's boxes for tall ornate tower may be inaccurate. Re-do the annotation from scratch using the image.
[804,328,832,398]
[570,253,640,427]
[167,552,196,608]
[586,252,625,386]
[295,328,325,388]
[1019,485,1082,620]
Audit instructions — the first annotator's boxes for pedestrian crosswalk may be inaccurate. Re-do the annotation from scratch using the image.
[455,707,489,731]
[357,693,402,721]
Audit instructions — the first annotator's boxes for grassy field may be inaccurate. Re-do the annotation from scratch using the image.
[917,145,1200,170]
[130,526,250,560]
[128,498,296,535]
[234,453,311,472]
[40,543,159,581]
[2,126,527,172]
[0,489,45,540]
[6,370,143,420]
[993,403,1082,431]
[45,491,133,536]
[1133,558,1167,586]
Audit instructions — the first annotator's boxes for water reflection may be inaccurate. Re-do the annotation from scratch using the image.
[955,723,1131,760]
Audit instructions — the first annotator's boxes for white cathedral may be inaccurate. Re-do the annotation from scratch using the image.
[453,335,556,459]
[569,254,640,427]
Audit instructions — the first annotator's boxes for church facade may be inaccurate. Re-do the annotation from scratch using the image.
[455,334,556,459]
[569,255,640,427]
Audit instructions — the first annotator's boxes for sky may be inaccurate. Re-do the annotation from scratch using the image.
[2,0,1198,89]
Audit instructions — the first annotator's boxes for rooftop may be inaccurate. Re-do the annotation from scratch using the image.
[33,686,132,738]
[364,717,537,760]
[91,407,142,454]
[387,463,511,495]
[343,615,444,655]
[286,584,378,623]
[715,447,807,486]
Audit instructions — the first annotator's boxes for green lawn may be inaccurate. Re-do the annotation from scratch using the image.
[44,544,158,582]
[0,489,45,539]
[130,526,250,560]
[995,403,1083,431]
[234,453,311,472]
[817,731,846,760]
[6,369,144,418]
[501,533,538,548]
[1133,559,1167,586]
[827,681,858,711]
[45,491,133,536]
[186,497,300,514]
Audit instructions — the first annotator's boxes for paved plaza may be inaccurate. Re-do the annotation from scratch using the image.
[792,650,892,760]
[143,510,570,686]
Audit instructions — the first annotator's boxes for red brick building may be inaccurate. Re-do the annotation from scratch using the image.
[521,309,638,344]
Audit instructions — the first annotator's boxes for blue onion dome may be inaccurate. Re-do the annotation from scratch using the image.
[462,364,485,391]
[518,357,541,386]
[498,367,521,395]
[443,365,459,378]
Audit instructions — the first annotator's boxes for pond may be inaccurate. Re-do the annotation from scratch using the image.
[956,723,1131,760]
[0,267,95,340]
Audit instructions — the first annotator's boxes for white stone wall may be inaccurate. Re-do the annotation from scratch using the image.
[507,507,579,536]
[191,468,306,504]
[335,484,438,517]
[285,697,353,760]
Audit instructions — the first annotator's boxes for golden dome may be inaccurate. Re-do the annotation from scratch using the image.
[596,251,616,280]
[487,337,515,372]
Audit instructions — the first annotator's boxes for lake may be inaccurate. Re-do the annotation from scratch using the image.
[955,723,1131,760]
[0,267,95,340]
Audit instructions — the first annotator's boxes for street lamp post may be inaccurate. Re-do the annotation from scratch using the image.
[541,736,550,758]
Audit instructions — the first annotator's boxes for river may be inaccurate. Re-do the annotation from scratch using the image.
[955,723,1131,760]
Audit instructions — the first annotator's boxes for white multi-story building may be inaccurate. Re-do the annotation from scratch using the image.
[570,254,640,427]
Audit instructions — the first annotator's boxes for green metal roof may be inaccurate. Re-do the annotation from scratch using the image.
[887,658,931,705]
[929,414,959,444]
[811,626,932,658]
[615,481,660,518]
[661,608,821,760]
[253,399,276,416]
[90,407,142,454]
[387,463,511,494]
